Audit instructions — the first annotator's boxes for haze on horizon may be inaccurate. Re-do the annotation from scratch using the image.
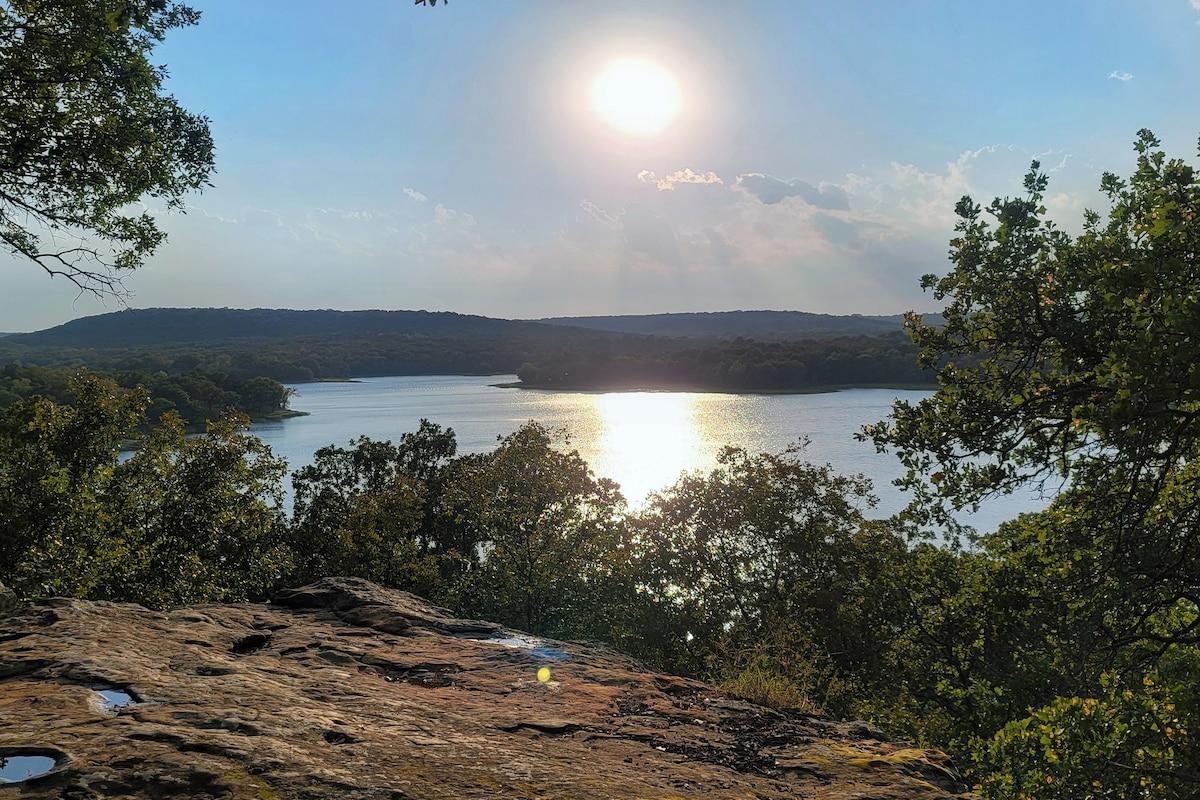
[3,0,1198,333]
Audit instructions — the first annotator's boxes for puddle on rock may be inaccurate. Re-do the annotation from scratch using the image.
[455,631,540,649]
[454,632,570,663]
[488,635,541,649]
[0,755,57,784]
[87,686,136,713]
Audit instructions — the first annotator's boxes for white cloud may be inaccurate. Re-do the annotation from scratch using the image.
[1108,70,1133,82]
[185,205,247,225]
[637,168,724,191]
[403,188,428,202]
[160,200,482,268]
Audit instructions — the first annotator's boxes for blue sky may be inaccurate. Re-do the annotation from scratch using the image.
[4,0,1199,331]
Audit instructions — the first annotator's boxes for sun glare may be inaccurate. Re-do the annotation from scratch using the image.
[588,392,706,505]
[591,58,682,136]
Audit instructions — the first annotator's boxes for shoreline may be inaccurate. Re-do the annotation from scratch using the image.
[118,410,311,451]
[490,381,937,395]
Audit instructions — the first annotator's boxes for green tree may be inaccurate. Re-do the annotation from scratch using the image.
[0,374,146,597]
[0,0,214,292]
[867,130,1200,796]
[0,375,288,606]
[238,376,294,416]
[287,421,459,597]
[977,659,1200,800]
[102,410,289,606]
[872,130,1200,532]
[633,443,911,709]
[869,132,1200,643]
[448,422,627,636]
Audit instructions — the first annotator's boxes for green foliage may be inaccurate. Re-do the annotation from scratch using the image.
[448,423,628,635]
[632,444,912,710]
[285,421,639,640]
[977,660,1199,799]
[287,421,458,597]
[871,129,1200,531]
[0,364,294,426]
[0,374,146,597]
[0,375,287,606]
[0,0,214,292]
[102,410,289,605]
[866,131,1200,795]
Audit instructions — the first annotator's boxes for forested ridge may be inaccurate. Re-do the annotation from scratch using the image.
[8,307,922,348]
[538,309,940,339]
[5,308,563,348]
[0,307,938,391]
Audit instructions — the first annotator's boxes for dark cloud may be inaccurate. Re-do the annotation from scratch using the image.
[734,173,850,210]
[811,212,886,252]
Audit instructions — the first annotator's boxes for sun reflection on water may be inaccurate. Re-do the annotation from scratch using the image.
[261,377,1048,530]
[584,392,712,508]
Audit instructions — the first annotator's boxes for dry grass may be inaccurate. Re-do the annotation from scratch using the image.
[718,663,826,715]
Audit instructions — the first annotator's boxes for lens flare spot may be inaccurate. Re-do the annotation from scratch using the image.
[537,666,552,683]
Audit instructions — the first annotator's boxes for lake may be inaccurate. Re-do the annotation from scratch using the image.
[251,375,1048,532]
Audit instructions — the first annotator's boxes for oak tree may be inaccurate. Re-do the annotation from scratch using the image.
[0,0,214,293]
[869,130,1200,797]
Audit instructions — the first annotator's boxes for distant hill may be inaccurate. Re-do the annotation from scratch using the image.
[538,310,939,339]
[4,308,940,351]
[0,307,939,389]
[0,307,651,382]
[3,308,558,349]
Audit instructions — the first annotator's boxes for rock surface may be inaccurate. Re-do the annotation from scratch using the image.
[0,577,972,798]
[0,581,16,614]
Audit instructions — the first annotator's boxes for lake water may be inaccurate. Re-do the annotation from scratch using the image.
[251,375,1048,532]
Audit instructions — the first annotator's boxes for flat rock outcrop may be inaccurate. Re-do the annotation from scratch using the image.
[0,577,971,798]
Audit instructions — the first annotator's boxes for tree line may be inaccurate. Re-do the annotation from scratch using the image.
[0,364,294,427]
[0,324,937,391]
[516,332,936,391]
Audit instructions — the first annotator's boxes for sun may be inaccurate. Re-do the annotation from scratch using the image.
[591,58,682,136]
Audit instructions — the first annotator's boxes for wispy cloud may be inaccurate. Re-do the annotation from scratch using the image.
[578,199,618,226]
[434,204,475,226]
[403,188,428,202]
[1108,70,1133,82]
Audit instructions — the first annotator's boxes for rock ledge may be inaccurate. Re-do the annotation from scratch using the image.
[0,577,971,798]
